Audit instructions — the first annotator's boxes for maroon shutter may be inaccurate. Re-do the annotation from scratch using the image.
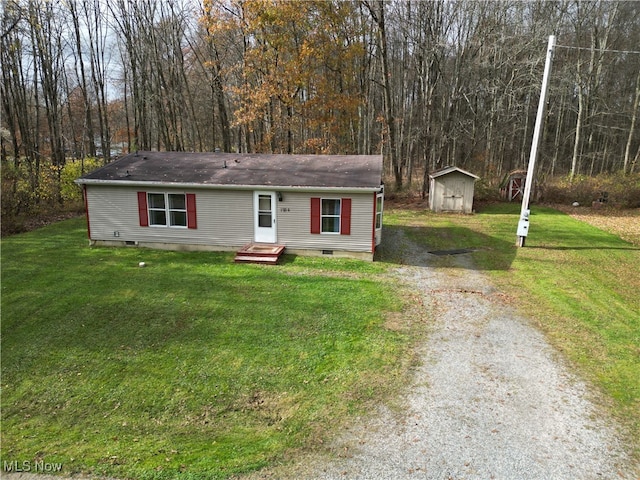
[186,193,197,229]
[340,198,351,235]
[310,197,321,234]
[137,191,148,227]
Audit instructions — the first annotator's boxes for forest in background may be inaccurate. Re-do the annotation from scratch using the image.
[2,0,640,230]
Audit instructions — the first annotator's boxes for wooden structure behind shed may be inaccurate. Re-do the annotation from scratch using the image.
[500,169,533,202]
[428,166,479,214]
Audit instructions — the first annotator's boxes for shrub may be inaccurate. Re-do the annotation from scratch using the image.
[60,158,103,202]
[475,179,503,202]
[1,157,104,235]
[541,173,640,208]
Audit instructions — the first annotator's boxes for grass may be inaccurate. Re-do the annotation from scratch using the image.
[384,202,640,458]
[1,218,419,479]
[3,203,639,476]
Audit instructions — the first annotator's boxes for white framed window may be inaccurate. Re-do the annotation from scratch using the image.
[375,193,383,229]
[147,192,187,227]
[321,198,341,234]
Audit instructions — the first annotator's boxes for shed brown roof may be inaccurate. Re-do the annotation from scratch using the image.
[77,152,383,190]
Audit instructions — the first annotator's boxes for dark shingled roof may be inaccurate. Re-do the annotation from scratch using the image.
[77,152,383,190]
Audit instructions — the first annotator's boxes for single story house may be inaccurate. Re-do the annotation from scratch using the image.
[428,166,479,214]
[75,152,384,261]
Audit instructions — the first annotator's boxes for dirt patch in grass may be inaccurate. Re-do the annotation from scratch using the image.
[548,204,640,246]
[384,195,429,211]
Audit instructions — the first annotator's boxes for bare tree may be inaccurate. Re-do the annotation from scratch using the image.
[3,0,640,204]
[362,0,401,188]
[623,69,640,175]
[67,0,96,159]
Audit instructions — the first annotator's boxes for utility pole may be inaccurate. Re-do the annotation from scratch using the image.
[517,35,556,247]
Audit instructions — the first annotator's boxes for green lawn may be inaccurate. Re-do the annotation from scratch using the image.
[1,219,417,479]
[2,204,639,477]
[384,202,640,457]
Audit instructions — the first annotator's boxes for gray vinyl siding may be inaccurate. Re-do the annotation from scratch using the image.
[276,191,374,253]
[85,186,376,253]
[86,186,253,247]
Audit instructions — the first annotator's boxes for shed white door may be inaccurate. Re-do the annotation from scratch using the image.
[254,191,277,243]
[442,180,464,211]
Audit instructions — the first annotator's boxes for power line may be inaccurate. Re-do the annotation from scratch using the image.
[555,44,640,55]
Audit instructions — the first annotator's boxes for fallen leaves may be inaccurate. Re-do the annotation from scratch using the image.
[551,204,640,246]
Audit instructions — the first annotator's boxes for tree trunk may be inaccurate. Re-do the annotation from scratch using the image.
[570,68,584,182]
[623,70,640,174]
[68,0,96,158]
[363,0,401,189]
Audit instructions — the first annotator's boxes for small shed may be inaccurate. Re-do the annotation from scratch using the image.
[428,166,479,214]
[499,169,529,201]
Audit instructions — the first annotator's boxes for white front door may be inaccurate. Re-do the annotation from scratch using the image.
[254,191,277,243]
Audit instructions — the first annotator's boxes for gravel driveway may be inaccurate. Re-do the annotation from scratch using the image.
[242,228,638,480]
[6,229,637,480]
